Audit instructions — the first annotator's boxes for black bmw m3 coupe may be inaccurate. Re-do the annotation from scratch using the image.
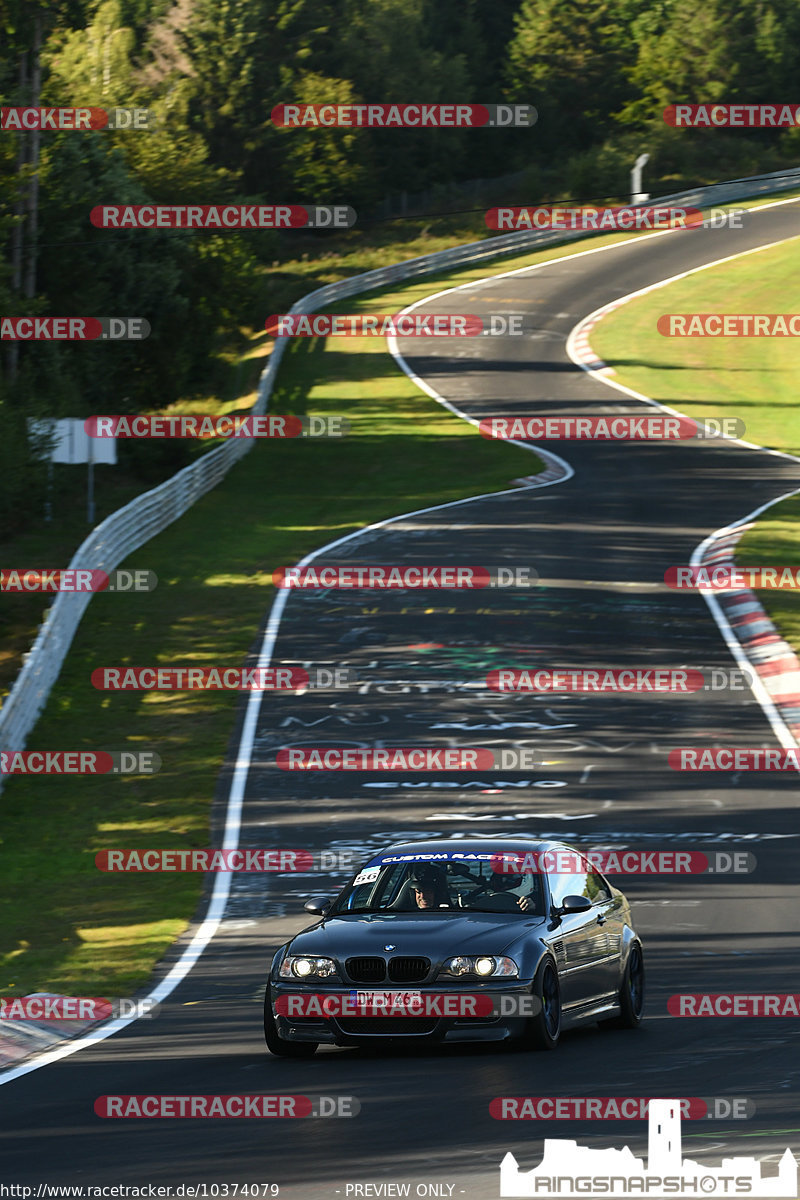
[264,837,645,1056]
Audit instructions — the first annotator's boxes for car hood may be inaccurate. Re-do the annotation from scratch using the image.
[288,911,544,960]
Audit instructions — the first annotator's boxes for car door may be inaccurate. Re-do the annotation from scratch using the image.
[545,859,604,1011]
[581,859,621,1001]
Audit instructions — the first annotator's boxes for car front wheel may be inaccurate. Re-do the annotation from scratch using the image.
[602,942,645,1030]
[617,942,645,1027]
[519,958,561,1051]
[264,987,318,1057]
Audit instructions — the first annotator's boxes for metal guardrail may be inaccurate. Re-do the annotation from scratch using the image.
[1,165,799,756]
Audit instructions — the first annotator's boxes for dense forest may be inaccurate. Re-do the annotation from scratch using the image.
[2,0,799,534]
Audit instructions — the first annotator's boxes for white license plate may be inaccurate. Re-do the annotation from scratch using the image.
[351,990,422,1006]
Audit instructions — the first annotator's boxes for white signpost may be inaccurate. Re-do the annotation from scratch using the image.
[28,417,117,523]
[631,151,650,204]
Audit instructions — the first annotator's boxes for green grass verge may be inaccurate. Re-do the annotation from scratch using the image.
[3,197,797,998]
[4,191,793,696]
[0,229,636,999]
[591,233,800,450]
[0,224,638,700]
[590,221,800,657]
[720,497,800,653]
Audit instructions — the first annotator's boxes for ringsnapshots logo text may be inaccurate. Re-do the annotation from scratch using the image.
[499,1099,797,1197]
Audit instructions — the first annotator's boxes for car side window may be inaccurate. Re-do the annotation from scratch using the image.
[344,863,406,910]
[547,864,590,908]
[582,858,612,903]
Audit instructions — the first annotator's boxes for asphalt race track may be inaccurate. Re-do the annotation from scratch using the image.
[2,201,800,1198]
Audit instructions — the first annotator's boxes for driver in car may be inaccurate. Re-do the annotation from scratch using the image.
[505,872,540,912]
[481,870,540,912]
[408,864,450,909]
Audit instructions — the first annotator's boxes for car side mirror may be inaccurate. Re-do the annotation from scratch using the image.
[303,897,332,916]
[558,894,592,915]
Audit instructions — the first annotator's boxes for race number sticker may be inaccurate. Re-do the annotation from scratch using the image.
[352,866,381,886]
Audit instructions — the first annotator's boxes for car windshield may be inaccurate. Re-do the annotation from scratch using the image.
[329,856,546,916]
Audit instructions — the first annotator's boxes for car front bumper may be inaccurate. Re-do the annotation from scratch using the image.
[268,981,535,1045]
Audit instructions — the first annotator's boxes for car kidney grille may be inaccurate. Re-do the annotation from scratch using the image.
[388,956,430,983]
[338,1017,438,1036]
[346,957,386,983]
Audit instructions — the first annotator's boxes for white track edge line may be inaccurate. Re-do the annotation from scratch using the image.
[3,195,795,1084]
[0,481,553,1086]
[564,208,800,752]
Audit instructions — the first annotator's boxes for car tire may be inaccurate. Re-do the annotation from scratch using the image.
[519,958,561,1051]
[264,987,318,1057]
[602,942,645,1030]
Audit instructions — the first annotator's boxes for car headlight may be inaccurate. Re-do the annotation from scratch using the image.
[439,955,519,979]
[279,955,339,980]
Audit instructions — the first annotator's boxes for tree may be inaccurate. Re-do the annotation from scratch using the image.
[506,0,639,157]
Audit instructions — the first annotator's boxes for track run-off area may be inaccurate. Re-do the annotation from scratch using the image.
[2,200,800,1199]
